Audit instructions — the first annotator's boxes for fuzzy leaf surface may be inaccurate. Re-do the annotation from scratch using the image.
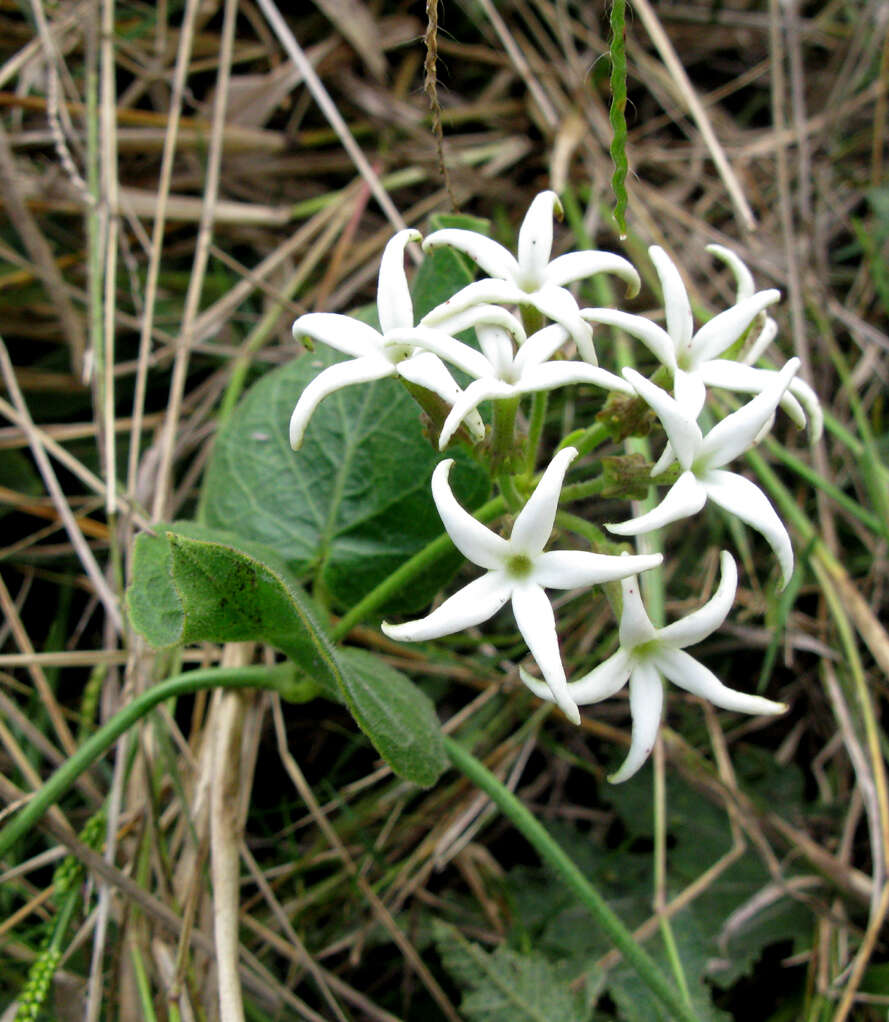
[433,921,589,1022]
[200,346,488,613]
[126,524,446,785]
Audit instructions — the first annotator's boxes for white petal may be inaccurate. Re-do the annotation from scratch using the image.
[706,243,755,303]
[378,229,421,334]
[381,571,511,641]
[622,369,702,470]
[292,312,384,359]
[789,376,823,443]
[561,649,633,704]
[421,278,532,323]
[657,550,737,648]
[438,378,513,450]
[516,361,633,396]
[703,470,794,589]
[699,358,799,468]
[422,229,520,283]
[691,290,781,366]
[518,665,557,703]
[617,571,657,648]
[516,190,559,288]
[510,446,577,555]
[431,459,509,568]
[532,550,662,589]
[650,246,693,355]
[580,308,676,370]
[476,324,517,377]
[656,647,786,715]
[511,582,580,724]
[528,285,598,364]
[514,324,571,370]
[421,303,526,346]
[672,368,707,421]
[289,355,392,449]
[650,442,677,478]
[395,350,483,439]
[393,326,492,379]
[545,251,640,296]
[609,661,663,783]
[699,360,809,431]
[607,470,708,535]
[515,666,555,707]
[743,315,778,364]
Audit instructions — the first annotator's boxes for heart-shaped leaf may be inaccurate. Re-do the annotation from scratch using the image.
[199,239,490,614]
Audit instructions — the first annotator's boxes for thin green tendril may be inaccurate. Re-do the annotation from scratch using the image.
[609,0,629,238]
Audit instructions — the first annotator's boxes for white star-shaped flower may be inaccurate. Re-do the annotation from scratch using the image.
[610,359,801,588]
[289,229,483,449]
[581,245,821,439]
[407,304,633,449]
[381,447,662,724]
[420,191,640,365]
[522,551,786,782]
[701,244,822,441]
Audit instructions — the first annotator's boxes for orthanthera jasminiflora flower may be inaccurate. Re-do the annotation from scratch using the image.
[522,551,786,781]
[289,229,483,449]
[610,360,800,588]
[421,191,640,365]
[407,304,633,449]
[703,244,822,441]
[381,447,662,724]
[581,245,821,439]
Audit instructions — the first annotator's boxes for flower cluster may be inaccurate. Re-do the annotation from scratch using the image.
[290,192,818,781]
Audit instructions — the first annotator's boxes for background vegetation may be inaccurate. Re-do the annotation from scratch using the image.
[0,1,887,1019]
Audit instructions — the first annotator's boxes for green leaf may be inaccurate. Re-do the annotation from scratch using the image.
[433,921,590,1022]
[127,523,342,701]
[127,527,185,648]
[502,760,813,1018]
[335,647,447,788]
[126,524,447,786]
[199,347,489,613]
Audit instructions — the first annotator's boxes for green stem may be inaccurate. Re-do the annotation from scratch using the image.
[442,736,701,1022]
[559,475,606,504]
[554,510,609,549]
[559,420,610,459]
[523,391,548,476]
[331,494,506,641]
[0,665,298,861]
[497,470,524,513]
[490,395,520,471]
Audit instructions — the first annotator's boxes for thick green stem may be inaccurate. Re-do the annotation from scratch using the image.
[443,736,701,1022]
[559,475,606,504]
[523,391,548,476]
[490,395,520,472]
[0,665,298,861]
[497,470,524,513]
[559,420,610,459]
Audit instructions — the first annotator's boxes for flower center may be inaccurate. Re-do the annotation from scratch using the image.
[506,553,534,579]
[632,638,660,659]
[384,341,413,364]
